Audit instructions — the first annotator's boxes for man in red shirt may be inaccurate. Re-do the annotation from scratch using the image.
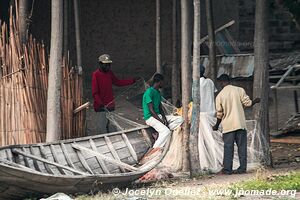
[91,54,136,133]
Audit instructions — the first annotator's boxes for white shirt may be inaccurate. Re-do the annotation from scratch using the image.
[200,77,217,115]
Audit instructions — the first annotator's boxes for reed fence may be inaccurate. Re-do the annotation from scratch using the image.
[0,8,85,146]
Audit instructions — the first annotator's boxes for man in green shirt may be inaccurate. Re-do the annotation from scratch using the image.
[142,73,183,148]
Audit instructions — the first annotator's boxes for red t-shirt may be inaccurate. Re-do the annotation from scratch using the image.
[92,69,135,111]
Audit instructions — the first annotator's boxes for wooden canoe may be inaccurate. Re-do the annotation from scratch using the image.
[0,125,168,200]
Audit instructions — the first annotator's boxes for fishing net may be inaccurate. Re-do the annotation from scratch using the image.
[197,113,262,173]
[105,78,177,131]
[101,78,263,177]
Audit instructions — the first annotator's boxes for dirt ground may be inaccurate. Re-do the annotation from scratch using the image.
[86,83,300,164]
[75,166,300,200]
[81,83,300,199]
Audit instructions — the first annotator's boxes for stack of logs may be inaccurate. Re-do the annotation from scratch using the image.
[0,9,85,146]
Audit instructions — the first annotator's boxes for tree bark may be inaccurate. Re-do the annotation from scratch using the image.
[74,0,82,74]
[18,0,29,44]
[205,0,217,82]
[63,0,69,57]
[156,0,162,74]
[181,0,192,172]
[190,0,201,176]
[46,0,63,142]
[172,0,180,104]
[253,0,272,166]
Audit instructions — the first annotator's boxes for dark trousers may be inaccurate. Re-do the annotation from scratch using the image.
[222,129,247,174]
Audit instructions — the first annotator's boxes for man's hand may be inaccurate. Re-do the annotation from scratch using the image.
[252,98,261,105]
[212,118,222,131]
[212,125,219,131]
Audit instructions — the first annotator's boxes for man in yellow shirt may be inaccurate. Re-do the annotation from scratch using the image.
[213,74,260,175]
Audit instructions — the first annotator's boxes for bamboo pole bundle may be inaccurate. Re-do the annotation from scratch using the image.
[0,7,84,147]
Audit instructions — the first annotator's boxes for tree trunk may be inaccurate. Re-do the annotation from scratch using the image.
[74,0,82,74]
[205,0,217,82]
[18,0,29,44]
[190,0,201,176]
[46,0,63,142]
[253,0,272,166]
[10,0,15,8]
[156,0,162,74]
[181,0,192,172]
[63,0,69,57]
[172,0,180,104]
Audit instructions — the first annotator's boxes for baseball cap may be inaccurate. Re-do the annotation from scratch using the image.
[98,54,112,63]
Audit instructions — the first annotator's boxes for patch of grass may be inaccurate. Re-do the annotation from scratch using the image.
[228,170,300,199]
[232,171,300,191]
[75,192,115,200]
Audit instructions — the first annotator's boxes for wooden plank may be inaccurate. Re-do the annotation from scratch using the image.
[60,143,76,169]
[89,139,110,174]
[5,149,12,161]
[0,158,38,173]
[200,20,235,44]
[29,146,41,172]
[272,86,300,90]
[140,129,153,148]
[38,145,54,174]
[271,137,300,144]
[21,147,30,168]
[224,29,241,53]
[72,144,139,172]
[73,102,90,114]
[11,149,87,175]
[104,136,125,172]
[121,134,138,162]
[270,75,300,81]
[49,145,66,175]
[73,142,94,174]
[271,65,294,88]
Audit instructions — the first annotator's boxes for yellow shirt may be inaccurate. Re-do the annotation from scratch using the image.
[175,102,193,123]
[216,85,252,133]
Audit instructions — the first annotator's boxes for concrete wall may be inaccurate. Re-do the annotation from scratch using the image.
[31,0,173,98]
[238,0,300,52]
[27,0,300,99]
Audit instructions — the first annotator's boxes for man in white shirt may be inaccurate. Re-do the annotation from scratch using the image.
[199,65,217,115]
[198,65,221,172]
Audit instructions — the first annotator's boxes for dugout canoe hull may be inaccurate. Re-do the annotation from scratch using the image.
[0,126,167,200]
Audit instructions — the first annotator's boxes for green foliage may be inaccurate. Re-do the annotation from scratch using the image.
[230,171,300,191]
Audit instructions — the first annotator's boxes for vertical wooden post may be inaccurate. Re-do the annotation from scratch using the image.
[63,0,69,57]
[253,0,272,166]
[181,0,192,172]
[172,0,180,104]
[74,0,82,74]
[190,0,201,176]
[274,89,279,132]
[205,0,217,82]
[18,0,29,44]
[46,0,63,142]
[156,0,162,74]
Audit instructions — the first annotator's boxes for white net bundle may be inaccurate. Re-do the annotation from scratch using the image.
[197,114,262,173]
[104,78,263,174]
